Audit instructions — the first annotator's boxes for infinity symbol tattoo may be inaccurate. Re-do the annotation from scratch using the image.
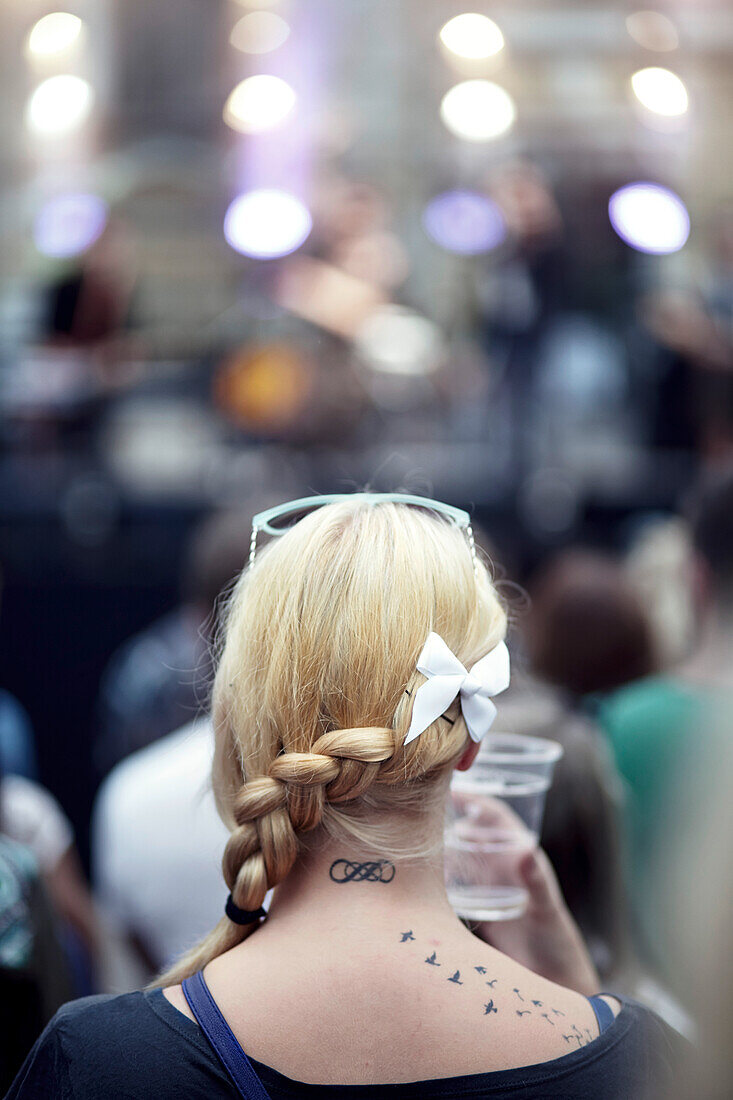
[329,859,396,884]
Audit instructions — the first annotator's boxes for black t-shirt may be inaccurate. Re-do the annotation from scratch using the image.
[7,987,681,1099]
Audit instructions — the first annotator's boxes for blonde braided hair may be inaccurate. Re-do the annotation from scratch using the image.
[156,499,506,986]
[222,727,395,913]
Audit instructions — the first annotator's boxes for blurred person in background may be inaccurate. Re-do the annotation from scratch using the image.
[92,716,228,987]
[597,468,733,1006]
[1,756,100,994]
[524,552,696,1006]
[640,288,733,462]
[0,834,75,1093]
[1,751,84,1086]
[482,163,567,363]
[526,550,658,703]
[478,162,568,470]
[496,680,633,988]
[639,206,733,465]
[42,219,137,360]
[95,509,255,777]
[9,498,681,1097]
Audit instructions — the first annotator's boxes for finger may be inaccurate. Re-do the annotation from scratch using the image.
[518,848,565,916]
[450,791,525,830]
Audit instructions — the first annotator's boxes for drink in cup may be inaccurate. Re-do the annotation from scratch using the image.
[444,732,563,921]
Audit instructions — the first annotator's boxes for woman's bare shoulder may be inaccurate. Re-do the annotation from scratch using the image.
[183,928,617,1085]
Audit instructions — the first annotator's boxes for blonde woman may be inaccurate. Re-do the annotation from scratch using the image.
[9,496,680,1098]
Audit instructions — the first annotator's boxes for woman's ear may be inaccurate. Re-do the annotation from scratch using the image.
[455,740,481,772]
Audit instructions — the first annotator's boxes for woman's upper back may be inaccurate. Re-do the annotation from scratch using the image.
[181,921,611,1084]
[9,916,682,1100]
[8,981,680,1100]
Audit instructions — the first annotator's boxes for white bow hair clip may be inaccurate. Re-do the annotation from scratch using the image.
[404,632,510,746]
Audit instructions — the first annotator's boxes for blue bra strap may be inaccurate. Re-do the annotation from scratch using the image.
[182,969,271,1100]
[587,994,615,1035]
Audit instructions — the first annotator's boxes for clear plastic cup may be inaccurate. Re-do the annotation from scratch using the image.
[444,732,563,922]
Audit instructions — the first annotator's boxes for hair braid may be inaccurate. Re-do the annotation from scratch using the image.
[222,726,396,918]
[223,781,296,913]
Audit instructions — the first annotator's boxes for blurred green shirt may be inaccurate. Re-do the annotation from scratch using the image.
[597,676,725,997]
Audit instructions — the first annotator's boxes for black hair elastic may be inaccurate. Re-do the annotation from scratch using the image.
[225,895,267,926]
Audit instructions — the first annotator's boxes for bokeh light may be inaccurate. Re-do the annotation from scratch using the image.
[608,182,690,254]
[440,80,516,141]
[355,306,444,376]
[230,11,290,54]
[33,193,108,258]
[25,74,94,137]
[631,67,688,117]
[26,12,83,58]
[223,74,296,133]
[422,190,506,255]
[439,14,505,60]
[223,189,312,258]
[214,344,313,432]
[625,11,679,53]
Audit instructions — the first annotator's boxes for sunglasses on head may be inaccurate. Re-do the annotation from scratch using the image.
[249,492,477,573]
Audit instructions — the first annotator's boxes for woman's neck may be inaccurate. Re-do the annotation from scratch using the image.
[266,832,461,937]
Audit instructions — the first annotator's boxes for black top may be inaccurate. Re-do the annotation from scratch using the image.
[7,986,681,1099]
